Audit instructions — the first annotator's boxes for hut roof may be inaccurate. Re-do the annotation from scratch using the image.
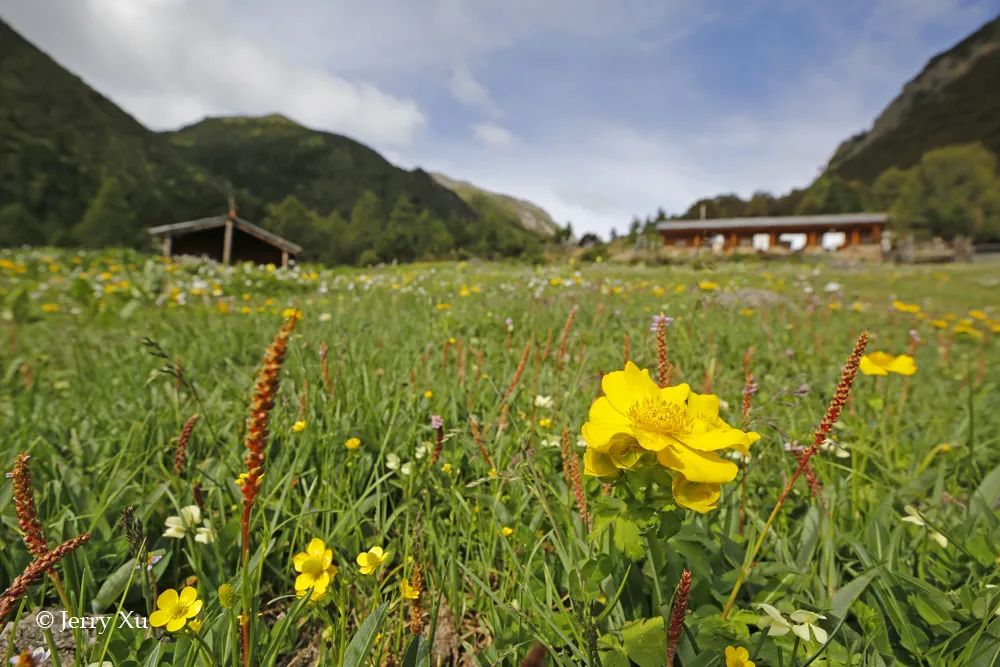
[655,213,888,233]
[148,216,302,254]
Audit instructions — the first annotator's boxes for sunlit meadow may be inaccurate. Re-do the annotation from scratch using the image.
[1,248,999,666]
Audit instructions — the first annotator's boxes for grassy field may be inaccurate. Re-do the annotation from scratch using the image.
[1,248,999,666]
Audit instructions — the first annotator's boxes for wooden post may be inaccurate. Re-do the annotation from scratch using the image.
[728,233,738,254]
[281,250,289,269]
[769,231,777,248]
[850,228,861,246]
[222,220,233,265]
[161,235,172,259]
[872,225,882,242]
[807,231,817,247]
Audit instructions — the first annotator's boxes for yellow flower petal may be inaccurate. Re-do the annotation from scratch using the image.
[583,449,621,478]
[149,609,172,628]
[601,361,659,414]
[887,354,916,375]
[673,477,721,513]
[185,599,203,618]
[178,586,198,606]
[156,588,179,610]
[166,616,188,632]
[657,446,739,483]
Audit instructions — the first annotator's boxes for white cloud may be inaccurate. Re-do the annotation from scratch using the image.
[472,123,515,147]
[450,64,502,116]
[0,0,425,145]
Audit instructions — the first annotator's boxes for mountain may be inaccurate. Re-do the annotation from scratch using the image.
[652,16,1000,242]
[825,16,1000,183]
[0,17,233,246]
[0,18,545,261]
[166,115,474,226]
[431,173,560,238]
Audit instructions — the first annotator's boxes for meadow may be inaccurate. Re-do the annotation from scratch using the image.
[1,248,999,667]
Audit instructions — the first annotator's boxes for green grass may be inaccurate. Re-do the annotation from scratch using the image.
[1,249,999,665]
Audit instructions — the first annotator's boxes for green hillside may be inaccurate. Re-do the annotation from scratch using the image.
[654,15,1000,242]
[432,172,560,238]
[0,18,235,247]
[826,16,1000,183]
[0,18,545,262]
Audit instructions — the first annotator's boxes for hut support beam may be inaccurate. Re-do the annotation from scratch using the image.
[222,220,234,265]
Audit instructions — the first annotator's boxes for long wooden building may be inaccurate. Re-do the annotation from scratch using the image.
[656,213,887,252]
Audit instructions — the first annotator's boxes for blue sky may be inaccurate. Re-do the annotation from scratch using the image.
[2,0,997,235]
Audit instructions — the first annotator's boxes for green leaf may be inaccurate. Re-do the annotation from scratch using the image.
[621,616,666,667]
[343,602,389,667]
[597,633,631,667]
[92,559,138,613]
[969,462,1000,524]
[613,516,645,561]
[401,634,429,667]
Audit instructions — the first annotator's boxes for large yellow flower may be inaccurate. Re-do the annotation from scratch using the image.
[149,586,202,632]
[581,362,758,512]
[859,352,916,376]
[293,538,337,600]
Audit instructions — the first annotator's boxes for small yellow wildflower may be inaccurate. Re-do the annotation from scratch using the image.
[698,280,720,291]
[401,578,420,600]
[149,587,202,632]
[356,546,389,575]
[969,309,988,320]
[188,619,202,633]
[435,303,451,311]
[345,437,361,450]
[423,390,433,399]
[441,463,453,473]
[41,303,60,313]
[724,646,755,667]
[930,319,948,329]
[293,537,337,600]
[538,417,552,428]
[292,420,307,433]
[501,526,514,537]
[859,352,916,376]
[953,323,984,339]
[892,300,921,314]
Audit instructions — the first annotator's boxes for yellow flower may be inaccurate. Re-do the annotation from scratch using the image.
[458,285,471,297]
[401,578,420,600]
[345,437,361,450]
[725,646,755,667]
[357,546,388,575]
[580,362,759,513]
[538,418,552,428]
[501,526,514,537]
[292,420,307,433]
[293,538,337,600]
[435,303,451,311]
[969,309,987,320]
[423,390,433,399]
[41,303,60,313]
[930,319,948,329]
[149,586,202,632]
[953,323,984,339]
[282,307,303,320]
[235,472,264,487]
[892,300,921,314]
[188,619,202,633]
[441,463,453,473]
[859,352,916,376]
[674,284,687,293]
[698,280,720,291]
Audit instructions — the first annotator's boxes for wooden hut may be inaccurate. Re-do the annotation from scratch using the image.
[148,211,301,268]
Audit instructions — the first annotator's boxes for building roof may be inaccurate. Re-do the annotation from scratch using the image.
[148,215,303,254]
[656,212,888,233]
